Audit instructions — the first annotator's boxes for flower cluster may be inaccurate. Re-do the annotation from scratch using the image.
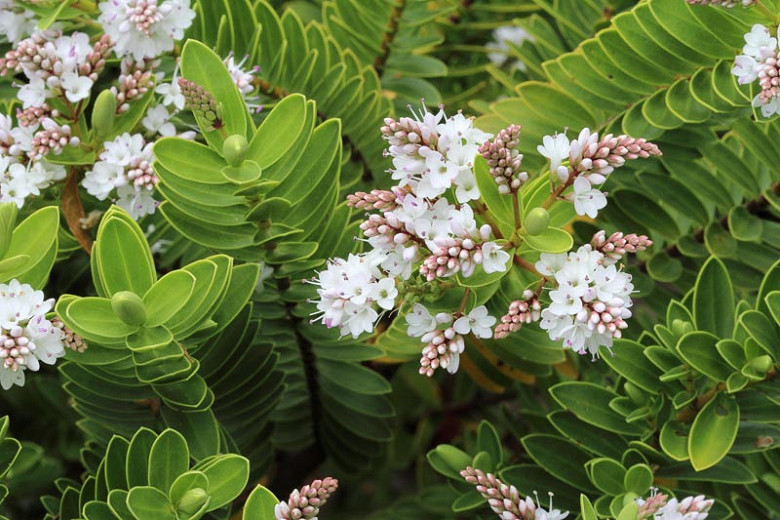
[461,467,569,520]
[98,0,196,61]
[0,30,113,107]
[274,477,338,520]
[382,105,491,203]
[535,243,635,359]
[407,303,496,376]
[83,133,158,219]
[308,252,398,339]
[0,115,66,208]
[311,107,510,351]
[636,490,714,520]
[486,26,534,71]
[538,128,661,218]
[732,24,780,117]
[687,0,755,6]
[590,230,652,265]
[0,280,66,390]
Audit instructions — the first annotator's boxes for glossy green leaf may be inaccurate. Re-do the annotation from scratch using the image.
[142,271,196,328]
[148,430,190,492]
[242,485,279,520]
[197,455,249,509]
[688,393,740,471]
[693,257,734,338]
[126,486,176,520]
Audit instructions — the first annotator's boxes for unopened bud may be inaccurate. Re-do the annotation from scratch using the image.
[91,90,117,139]
[524,207,550,236]
[222,134,248,167]
[176,488,209,515]
[748,355,773,374]
[110,291,147,326]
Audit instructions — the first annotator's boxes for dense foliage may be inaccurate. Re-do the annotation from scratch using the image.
[0,0,777,519]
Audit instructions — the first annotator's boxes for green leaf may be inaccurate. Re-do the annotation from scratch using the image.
[477,421,503,468]
[94,207,156,296]
[581,494,599,520]
[521,434,597,491]
[474,155,515,230]
[180,40,247,150]
[148,430,190,492]
[142,270,196,328]
[126,486,176,520]
[688,393,740,471]
[426,445,472,480]
[739,310,779,359]
[196,455,249,509]
[550,382,645,436]
[0,203,17,259]
[451,490,485,512]
[242,485,279,520]
[521,227,573,254]
[659,420,690,461]
[601,340,663,393]
[693,257,735,338]
[676,331,734,381]
[729,206,763,242]
[587,458,626,495]
[3,205,59,287]
[64,297,139,340]
[623,464,653,495]
[154,138,228,185]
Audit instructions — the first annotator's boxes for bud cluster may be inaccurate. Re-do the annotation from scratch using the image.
[590,230,652,265]
[478,124,528,194]
[347,189,401,211]
[494,289,541,339]
[29,118,79,159]
[112,58,157,113]
[274,477,339,520]
[460,467,569,520]
[178,78,223,129]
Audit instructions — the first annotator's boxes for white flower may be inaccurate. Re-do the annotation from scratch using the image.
[481,242,510,274]
[486,26,534,69]
[310,253,386,339]
[731,54,759,84]
[142,104,176,136]
[454,168,480,202]
[372,277,397,310]
[742,24,776,59]
[155,67,186,110]
[60,71,93,102]
[569,176,607,218]
[99,0,196,61]
[453,306,496,338]
[0,280,65,390]
[116,184,158,219]
[406,303,437,337]
[17,77,46,109]
[82,162,125,200]
[753,93,780,117]
[537,133,570,178]
[223,52,258,97]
